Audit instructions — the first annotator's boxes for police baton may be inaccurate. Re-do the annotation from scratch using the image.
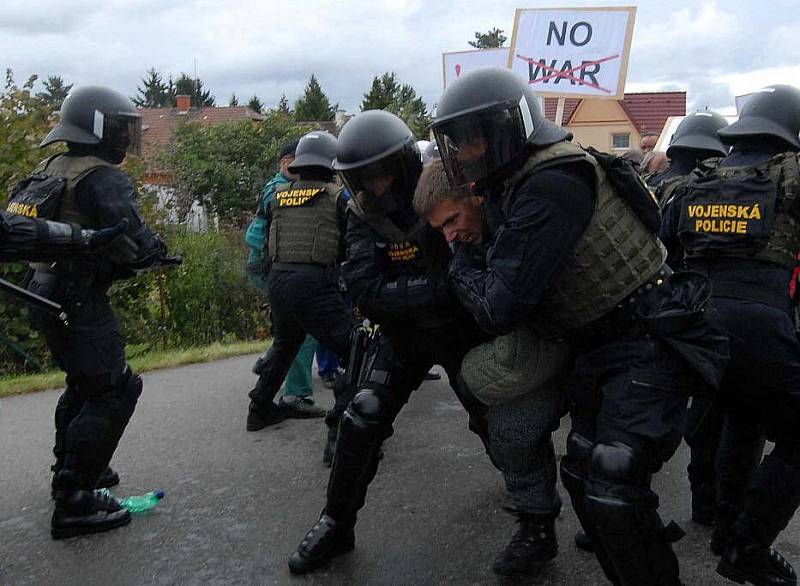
[0,277,68,326]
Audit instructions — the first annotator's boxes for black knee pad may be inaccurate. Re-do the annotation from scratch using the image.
[112,368,142,423]
[589,441,645,485]
[338,390,385,447]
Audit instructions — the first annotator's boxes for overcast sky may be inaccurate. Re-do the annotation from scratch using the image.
[2,0,799,116]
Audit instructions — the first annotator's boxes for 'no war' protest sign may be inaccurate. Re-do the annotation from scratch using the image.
[508,6,636,99]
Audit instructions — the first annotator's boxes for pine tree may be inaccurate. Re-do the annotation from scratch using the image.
[293,75,336,121]
[133,68,171,107]
[247,95,263,113]
[229,93,239,107]
[35,75,72,111]
[174,73,215,107]
[468,27,507,48]
[277,94,290,115]
[360,72,399,111]
[360,72,431,138]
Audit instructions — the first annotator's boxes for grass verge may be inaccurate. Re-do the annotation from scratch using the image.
[0,339,268,398]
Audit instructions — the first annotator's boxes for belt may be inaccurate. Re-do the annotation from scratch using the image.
[570,265,672,349]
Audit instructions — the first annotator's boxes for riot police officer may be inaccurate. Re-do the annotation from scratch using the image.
[246,130,356,462]
[432,68,724,585]
[288,110,567,578]
[663,84,800,586]
[652,111,749,528]
[23,85,168,539]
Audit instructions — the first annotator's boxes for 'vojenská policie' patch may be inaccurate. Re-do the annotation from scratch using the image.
[275,187,324,207]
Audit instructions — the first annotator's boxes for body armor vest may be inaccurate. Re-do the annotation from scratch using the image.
[505,142,666,333]
[678,154,800,270]
[36,154,112,227]
[268,179,340,266]
[347,194,430,279]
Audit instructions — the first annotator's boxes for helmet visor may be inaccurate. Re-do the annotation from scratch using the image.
[338,146,420,199]
[433,105,527,187]
[95,111,142,156]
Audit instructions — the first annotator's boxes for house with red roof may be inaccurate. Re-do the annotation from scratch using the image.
[543,91,686,152]
[138,95,264,184]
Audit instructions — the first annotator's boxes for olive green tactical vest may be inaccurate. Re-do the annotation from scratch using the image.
[685,154,800,269]
[35,154,112,227]
[268,179,340,266]
[506,141,666,333]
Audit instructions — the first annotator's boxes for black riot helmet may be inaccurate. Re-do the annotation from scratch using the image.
[333,110,422,201]
[718,85,800,151]
[288,130,338,172]
[40,85,142,164]
[432,67,569,187]
[667,111,730,158]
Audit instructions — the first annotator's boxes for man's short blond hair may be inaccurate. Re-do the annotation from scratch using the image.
[413,159,472,217]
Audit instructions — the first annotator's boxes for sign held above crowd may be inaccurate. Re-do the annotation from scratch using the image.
[441,47,510,89]
[507,6,636,99]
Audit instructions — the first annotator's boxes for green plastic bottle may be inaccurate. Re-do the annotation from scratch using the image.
[98,488,165,513]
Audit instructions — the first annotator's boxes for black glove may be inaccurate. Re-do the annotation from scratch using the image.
[81,218,129,251]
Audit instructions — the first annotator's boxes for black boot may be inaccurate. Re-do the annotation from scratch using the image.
[246,400,285,431]
[52,466,120,499]
[51,489,131,539]
[574,530,594,552]
[492,511,558,576]
[717,541,797,586]
[288,514,355,574]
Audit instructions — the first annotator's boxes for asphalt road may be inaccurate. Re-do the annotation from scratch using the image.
[1,354,798,585]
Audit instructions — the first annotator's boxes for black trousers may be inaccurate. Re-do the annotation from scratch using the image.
[712,297,800,547]
[561,330,697,586]
[28,275,139,492]
[249,268,355,426]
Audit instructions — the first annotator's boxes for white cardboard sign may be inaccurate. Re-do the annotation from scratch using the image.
[508,6,636,99]
[442,47,511,89]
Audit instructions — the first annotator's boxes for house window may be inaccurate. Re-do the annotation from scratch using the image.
[612,133,630,150]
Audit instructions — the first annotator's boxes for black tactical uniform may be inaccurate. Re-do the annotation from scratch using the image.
[246,131,356,462]
[662,85,800,586]
[289,111,567,577]
[21,86,167,539]
[432,68,725,586]
[654,111,764,529]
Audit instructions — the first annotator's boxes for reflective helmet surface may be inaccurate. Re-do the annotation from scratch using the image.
[667,111,730,158]
[333,110,422,199]
[432,67,569,186]
[289,131,338,172]
[718,85,800,151]
[40,85,141,161]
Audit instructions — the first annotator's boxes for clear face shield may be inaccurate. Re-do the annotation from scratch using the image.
[338,146,421,202]
[433,102,529,187]
[93,110,142,158]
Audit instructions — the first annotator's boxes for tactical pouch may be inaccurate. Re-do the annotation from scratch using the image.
[460,326,570,406]
[636,271,729,390]
[7,173,67,219]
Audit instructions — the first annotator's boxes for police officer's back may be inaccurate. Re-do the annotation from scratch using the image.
[665,84,800,585]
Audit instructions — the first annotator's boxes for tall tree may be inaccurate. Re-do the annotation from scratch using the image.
[360,72,431,138]
[174,73,215,107]
[247,95,263,113]
[360,72,399,111]
[276,94,290,115]
[468,27,507,48]
[293,75,336,122]
[229,93,239,107]
[35,75,72,111]
[133,68,172,108]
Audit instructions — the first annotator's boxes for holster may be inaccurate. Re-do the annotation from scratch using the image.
[636,270,730,390]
